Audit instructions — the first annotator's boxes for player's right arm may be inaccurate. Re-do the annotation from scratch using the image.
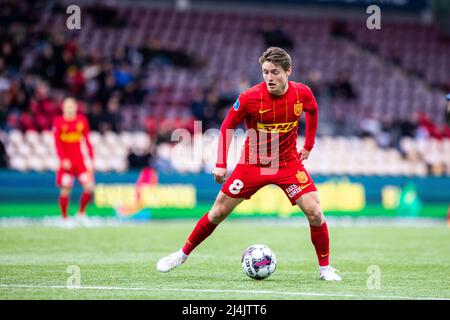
[53,118,71,170]
[214,94,249,184]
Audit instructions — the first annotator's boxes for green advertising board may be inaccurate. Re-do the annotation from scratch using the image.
[0,170,448,219]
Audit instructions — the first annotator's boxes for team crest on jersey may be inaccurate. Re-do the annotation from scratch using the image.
[294,102,303,116]
[76,122,84,132]
[232,98,240,111]
[296,171,308,184]
[61,124,68,132]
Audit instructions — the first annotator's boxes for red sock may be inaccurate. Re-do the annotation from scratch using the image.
[182,212,218,255]
[59,195,69,219]
[310,221,330,267]
[79,192,92,214]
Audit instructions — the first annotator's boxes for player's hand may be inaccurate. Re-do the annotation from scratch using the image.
[212,167,227,184]
[86,157,94,172]
[61,159,72,170]
[299,148,310,161]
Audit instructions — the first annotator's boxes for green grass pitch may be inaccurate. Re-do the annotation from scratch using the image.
[0,220,449,300]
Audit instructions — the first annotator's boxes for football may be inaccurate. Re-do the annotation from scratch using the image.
[241,244,277,280]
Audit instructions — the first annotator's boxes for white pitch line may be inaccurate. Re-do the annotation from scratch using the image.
[0,284,449,300]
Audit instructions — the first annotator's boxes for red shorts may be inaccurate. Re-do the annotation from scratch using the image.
[221,160,317,205]
[56,160,94,188]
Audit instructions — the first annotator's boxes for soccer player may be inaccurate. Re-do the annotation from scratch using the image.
[157,47,341,281]
[53,97,95,227]
[445,93,450,126]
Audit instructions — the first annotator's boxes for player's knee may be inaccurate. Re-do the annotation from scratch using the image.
[60,188,71,196]
[209,204,229,224]
[82,182,94,193]
[305,207,324,225]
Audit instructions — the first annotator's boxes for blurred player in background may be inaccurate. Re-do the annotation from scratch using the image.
[157,47,341,281]
[53,97,95,227]
[445,93,450,126]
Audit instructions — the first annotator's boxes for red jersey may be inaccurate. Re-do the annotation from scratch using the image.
[216,81,318,168]
[53,114,94,161]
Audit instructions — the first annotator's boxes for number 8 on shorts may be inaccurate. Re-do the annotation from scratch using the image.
[229,179,244,195]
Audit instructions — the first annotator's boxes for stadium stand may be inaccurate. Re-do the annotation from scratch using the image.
[0,1,449,176]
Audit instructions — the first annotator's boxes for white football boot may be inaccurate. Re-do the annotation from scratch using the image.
[59,218,76,229]
[156,249,188,273]
[75,213,92,227]
[319,266,342,281]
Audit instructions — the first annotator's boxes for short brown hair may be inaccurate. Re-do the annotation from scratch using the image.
[259,47,292,71]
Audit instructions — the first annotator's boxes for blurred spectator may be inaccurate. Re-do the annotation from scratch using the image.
[330,20,353,40]
[66,66,85,98]
[359,113,381,138]
[260,24,294,50]
[190,88,207,121]
[398,114,419,138]
[0,131,8,168]
[164,41,197,68]
[1,40,21,73]
[85,3,124,28]
[0,100,7,130]
[446,93,450,126]
[237,74,250,93]
[329,71,357,100]
[203,91,221,130]
[113,63,134,89]
[217,79,238,110]
[121,78,147,105]
[139,37,205,69]
[305,70,326,99]
[128,144,154,169]
[139,37,165,67]
[29,82,56,131]
[87,101,104,132]
[103,96,122,132]
[417,112,440,139]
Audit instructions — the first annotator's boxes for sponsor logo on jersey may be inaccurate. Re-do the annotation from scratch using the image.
[232,98,240,111]
[286,184,301,198]
[256,121,298,133]
[300,183,312,190]
[60,132,82,143]
[76,122,84,131]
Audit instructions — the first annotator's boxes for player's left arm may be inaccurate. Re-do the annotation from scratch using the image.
[300,87,318,161]
[82,117,95,161]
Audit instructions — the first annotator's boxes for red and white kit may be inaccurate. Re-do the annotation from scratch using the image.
[217,81,319,205]
[53,114,94,187]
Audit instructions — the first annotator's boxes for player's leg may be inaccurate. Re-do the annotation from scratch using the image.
[156,164,262,273]
[295,191,327,261]
[78,176,94,216]
[59,186,71,220]
[296,191,341,281]
[76,162,95,219]
[276,163,341,281]
[56,169,74,222]
[182,191,244,254]
[156,191,244,272]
